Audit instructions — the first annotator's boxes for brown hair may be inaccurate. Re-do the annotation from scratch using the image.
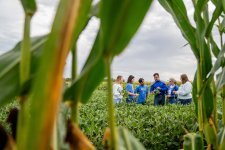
[127,75,135,83]
[180,74,189,84]
[153,73,159,77]
[116,75,123,82]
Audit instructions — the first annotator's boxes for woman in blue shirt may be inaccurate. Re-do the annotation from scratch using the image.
[166,78,179,104]
[126,75,138,102]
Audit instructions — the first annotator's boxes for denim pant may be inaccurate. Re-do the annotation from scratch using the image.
[178,98,192,105]
[168,97,176,104]
[114,98,122,104]
[154,95,165,106]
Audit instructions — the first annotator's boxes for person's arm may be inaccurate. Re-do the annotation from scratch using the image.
[150,84,154,94]
[126,84,136,96]
[146,86,149,98]
[176,82,192,96]
[160,82,168,92]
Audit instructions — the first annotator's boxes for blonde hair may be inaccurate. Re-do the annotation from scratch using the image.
[169,78,176,84]
[116,75,123,82]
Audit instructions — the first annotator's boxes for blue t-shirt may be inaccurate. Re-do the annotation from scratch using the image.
[135,85,148,103]
[126,83,134,100]
[150,80,167,95]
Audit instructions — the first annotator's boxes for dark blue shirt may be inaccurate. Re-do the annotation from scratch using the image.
[166,84,179,98]
[135,85,148,103]
[126,83,134,100]
[150,80,167,95]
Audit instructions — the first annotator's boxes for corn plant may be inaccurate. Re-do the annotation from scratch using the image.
[0,0,153,149]
[159,0,225,149]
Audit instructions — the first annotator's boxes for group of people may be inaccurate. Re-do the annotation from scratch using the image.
[112,73,192,106]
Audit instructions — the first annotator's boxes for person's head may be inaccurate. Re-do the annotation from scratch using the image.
[138,78,145,85]
[180,74,189,84]
[116,75,123,84]
[153,73,160,82]
[127,75,135,83]
[169,78,176,85]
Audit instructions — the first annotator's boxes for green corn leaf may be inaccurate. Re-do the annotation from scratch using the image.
[223,0,225,13]
[203,121,217,147]
[203,86,214,119]
[22,0,82,149]
[0,36,46,106]
[196,0,208,12]
[209,44,225,75]
[209,35,220,58]
[64,33,105,103]
[183,133,204,150]
[218,127,225,150]
[100,0,153,56]
[71,0,92,44]
[192,72,198,116]
[205,0,222,38]
[118,127,146,150]
[216,66,225,90]
[20,0,37,16]
[158,0,199,59]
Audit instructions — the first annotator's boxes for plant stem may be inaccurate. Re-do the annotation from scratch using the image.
[211,80,218,130]
[20,14,31,85]
[17,14,32,150]
[105,56,118,150]
[71,43,79,123]
[197,62,204,133]
[222,86,225,125]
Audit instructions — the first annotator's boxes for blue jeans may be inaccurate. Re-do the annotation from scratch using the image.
[154,95,165,106]
[126,98,134,103]
[168,97,176,104]
[114,98,122,104]
[178,98,192,105]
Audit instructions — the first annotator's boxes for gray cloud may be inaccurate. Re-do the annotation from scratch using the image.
[1,0,211,82]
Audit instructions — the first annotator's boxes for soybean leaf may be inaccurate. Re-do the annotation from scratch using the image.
[158,0,199,59]
[205,0,222,38]
[20,0,37,15]
[0,36,46,106]
[100,0,153,56]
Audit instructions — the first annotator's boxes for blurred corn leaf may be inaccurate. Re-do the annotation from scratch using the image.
[0,36,46,106]
[118,127,146,150]
[22,0,82,149]
[210,44,225,75]
[183,133,204,150]
[100,0,153,56]
[71,0,92,44]
[64,0,153,104]
[20,0,37,15]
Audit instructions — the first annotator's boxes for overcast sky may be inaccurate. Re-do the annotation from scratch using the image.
[0,0,219,82]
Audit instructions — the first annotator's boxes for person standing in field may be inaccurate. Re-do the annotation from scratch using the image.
[126,75,138,103]
[113,75,123,103]
[135,78,148,105]
[173,74,192,105]
[166,78,179,104]
[150,73,167,106]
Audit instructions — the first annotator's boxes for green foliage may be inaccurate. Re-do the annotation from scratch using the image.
[79,90,197,150]
[183,133,204,150]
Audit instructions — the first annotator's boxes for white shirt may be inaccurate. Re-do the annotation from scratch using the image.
[177,81,192,99]
[113,83,123,99]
